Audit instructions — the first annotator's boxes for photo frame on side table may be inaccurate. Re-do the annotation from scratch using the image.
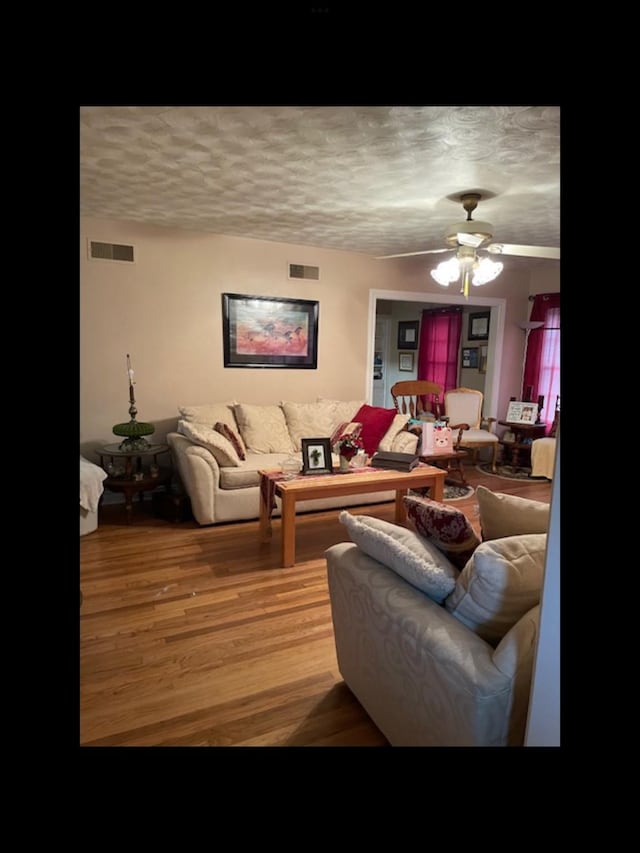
[505,401,538,424]
[222,292,319,368]
[397,320,420,350]
[301,438,333,475]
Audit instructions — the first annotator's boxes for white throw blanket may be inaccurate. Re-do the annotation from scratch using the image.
[80,454,107,512]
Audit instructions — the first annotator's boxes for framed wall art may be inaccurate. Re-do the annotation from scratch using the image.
[468,311,490,341]
[461,347,479,369]
[301,438,333,475]
[397,320,420,350]
[398,352,414,372]
[222,293,319,369]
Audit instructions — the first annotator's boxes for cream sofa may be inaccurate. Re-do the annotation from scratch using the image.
[167,399,419,526]
[326,487,550,746]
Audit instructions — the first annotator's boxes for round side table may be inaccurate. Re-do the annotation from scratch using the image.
[97,444,171,524]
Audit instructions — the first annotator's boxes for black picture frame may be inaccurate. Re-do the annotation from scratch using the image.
[468,311,490,341]
[301,437,333,475]
[222,293,319,369]
[462,347,479,368]
[397,320,420,350]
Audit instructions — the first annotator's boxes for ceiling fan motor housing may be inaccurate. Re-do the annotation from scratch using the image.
[444,219,494,247]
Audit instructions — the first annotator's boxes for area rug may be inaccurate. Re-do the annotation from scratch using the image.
[476,463,534,480]
[410,483,474,501]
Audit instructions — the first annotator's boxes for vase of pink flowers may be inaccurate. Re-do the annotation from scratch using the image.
[334,432,364,472]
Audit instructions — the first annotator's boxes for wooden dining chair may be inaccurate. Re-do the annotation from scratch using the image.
[390,380,443,420]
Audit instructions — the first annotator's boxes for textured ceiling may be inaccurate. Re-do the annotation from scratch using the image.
[80,106,560,258]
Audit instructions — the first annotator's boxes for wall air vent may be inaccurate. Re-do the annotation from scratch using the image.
[288,263,319,280]
[89,240,135,262]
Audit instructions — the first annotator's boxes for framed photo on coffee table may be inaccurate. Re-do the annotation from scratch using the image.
[301,438,333,475]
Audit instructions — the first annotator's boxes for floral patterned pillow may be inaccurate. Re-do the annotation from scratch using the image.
[214,422,246,460]
[403,495,480,570]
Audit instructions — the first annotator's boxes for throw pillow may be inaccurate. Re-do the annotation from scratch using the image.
[352,404,398,456]
[377,413,410,452]
[476,486,550,541]
[403,495,480,570]
[233,403,295,454]
[214,422,246,460]
[177,420,241,467]
[339,512,459,603]
[445,533,547,646]
[329,420,362,448]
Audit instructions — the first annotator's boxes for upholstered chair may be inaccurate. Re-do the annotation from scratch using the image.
[443,387,499,472]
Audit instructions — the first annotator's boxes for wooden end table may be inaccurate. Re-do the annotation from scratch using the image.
[497,422,546,470]
[418,448,468,485]
[97,443,171,524]
[259,465,446,568]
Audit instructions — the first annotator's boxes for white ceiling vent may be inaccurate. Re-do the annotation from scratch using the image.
[288,263,319,281]
[88,240,135,263]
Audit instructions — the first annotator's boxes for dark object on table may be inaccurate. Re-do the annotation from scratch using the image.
[371,451,420,472]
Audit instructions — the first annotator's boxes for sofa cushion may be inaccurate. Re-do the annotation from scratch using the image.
[316,398,365,432]
[377,413,410,452]
[178,403,238,429]
[234,403,295,454]
[282,401,336,451]
[352,404,398,456]
[339,512,459,603]
[476,486,549,541]
[214,422,246,460]
[177,420,242,467]
[403,495,480,570]
[445,533,547,646]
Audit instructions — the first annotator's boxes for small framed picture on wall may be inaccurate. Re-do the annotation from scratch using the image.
[462,347,479,368]
[397,320,420,350]
[398,352,414,372]
[468,311,490,341]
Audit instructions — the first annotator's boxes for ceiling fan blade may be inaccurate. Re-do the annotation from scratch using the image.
[375,248,453,260]
[487,243,560,260]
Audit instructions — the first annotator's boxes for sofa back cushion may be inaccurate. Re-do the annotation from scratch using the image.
[234,403,295,453]
[445,533,547,646]
[339,512,459,603]
[282,401,336,451]
[403,495,481,570]
[316,398,365,432]
[476,486,549,541]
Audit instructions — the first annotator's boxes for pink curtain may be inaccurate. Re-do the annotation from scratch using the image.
[522,293,560,433]
[417,307,463,395]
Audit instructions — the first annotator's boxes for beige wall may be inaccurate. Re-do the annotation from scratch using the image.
[80,216,559,456]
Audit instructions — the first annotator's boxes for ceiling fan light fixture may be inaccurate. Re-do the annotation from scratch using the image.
[431,257,460,286]
[473,257,503,286]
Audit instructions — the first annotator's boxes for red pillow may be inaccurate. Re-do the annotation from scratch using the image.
[352,404,398,455]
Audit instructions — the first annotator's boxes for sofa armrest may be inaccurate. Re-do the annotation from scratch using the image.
[326,542,517,746]
[167,432,221,524]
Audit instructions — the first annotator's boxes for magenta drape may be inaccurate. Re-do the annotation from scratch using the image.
[417,308,463,396]
[522,293,560,433]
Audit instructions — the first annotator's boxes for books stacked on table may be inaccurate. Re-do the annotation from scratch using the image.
[370,451,421,472]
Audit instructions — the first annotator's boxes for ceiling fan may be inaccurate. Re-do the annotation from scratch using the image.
[376,192,559,297]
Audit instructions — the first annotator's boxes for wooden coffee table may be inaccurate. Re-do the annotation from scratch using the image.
[259,465,446,567]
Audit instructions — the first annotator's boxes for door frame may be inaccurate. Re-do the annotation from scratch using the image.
[366,289,506,419]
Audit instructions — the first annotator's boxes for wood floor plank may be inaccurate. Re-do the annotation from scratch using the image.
[80,467,552,746]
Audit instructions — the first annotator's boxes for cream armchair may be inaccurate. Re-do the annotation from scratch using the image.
[443,387,499,472]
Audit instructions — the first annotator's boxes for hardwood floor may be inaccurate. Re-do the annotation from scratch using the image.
[80,467,552,747]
